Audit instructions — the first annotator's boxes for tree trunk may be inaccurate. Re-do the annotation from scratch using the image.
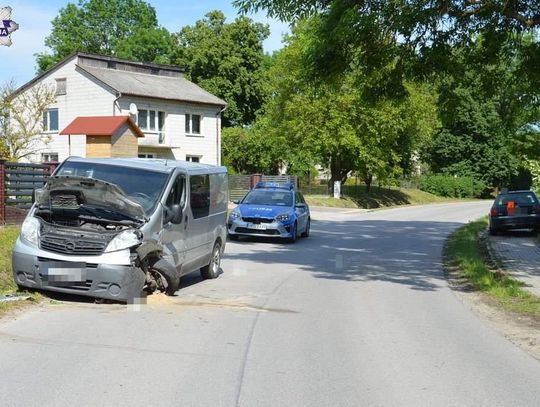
[365,174,373,194]
[328,155,351,196]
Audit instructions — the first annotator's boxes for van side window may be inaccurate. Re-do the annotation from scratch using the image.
[190,174,210,218]
[166,175,186,207]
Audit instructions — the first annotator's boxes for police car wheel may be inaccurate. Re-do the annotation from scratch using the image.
[287,222,298,243]
[301,219,310,238]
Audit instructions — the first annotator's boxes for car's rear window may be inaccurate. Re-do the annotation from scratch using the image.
[496,193,538,206]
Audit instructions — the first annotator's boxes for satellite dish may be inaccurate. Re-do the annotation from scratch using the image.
[129,103,138,116]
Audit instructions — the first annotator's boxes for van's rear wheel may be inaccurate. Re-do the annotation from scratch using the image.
[201,242,221,279]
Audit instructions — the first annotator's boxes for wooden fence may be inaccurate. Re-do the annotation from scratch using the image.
[0,160,58,224]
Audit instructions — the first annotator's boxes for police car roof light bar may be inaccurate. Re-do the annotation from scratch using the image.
[255,181,294,190]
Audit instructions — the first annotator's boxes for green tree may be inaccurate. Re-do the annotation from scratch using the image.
[234,0,540,81]
[257,21,439,191]
[0,81,56,161]
[174,11,270,127]
[425,40,540,190]
[36,0,167,72]
[222,123,282,174]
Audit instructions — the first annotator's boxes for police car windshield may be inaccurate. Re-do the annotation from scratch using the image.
[242,190,293,206]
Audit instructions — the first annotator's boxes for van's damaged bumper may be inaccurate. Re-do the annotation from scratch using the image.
[12,239,145,302]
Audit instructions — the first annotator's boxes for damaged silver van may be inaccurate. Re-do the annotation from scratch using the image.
[12,157,228,302]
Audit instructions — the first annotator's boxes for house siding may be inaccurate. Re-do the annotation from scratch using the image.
[118,97,221,164]
[16,55,223,165]
[20,58,116,163]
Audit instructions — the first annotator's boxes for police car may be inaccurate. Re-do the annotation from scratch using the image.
[227,182,310,243]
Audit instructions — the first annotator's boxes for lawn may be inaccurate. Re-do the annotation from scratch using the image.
[446,218,540,316]
[0,225,20,293]
[304,185,460,209]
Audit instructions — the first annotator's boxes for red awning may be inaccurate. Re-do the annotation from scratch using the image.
[59,116,144,138]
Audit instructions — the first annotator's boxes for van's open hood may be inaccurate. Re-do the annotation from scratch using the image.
[35,176,146,220]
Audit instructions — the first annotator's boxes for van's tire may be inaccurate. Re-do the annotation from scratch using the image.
[201,242,221,279]
[150,258,180,296]
[301,219,310,238]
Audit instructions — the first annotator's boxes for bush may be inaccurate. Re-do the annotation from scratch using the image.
[420,174,487,198]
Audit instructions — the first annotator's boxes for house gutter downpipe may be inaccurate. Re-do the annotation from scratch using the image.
[113,92,122,116]
[216,105,227,166]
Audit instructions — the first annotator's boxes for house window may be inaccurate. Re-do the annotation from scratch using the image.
[55,78,66,96]
[186,155,200,163]
[43,108,59,132]
[137,109,165,133]
[185,114,201,135]
[138,153,155,158]
[41,153,59,163]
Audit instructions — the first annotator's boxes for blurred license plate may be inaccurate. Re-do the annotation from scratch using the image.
[510,207,527,216]
[40,262,86,282]
[248,223,267,230]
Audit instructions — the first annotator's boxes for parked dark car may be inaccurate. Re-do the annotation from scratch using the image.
[489,190,540,235]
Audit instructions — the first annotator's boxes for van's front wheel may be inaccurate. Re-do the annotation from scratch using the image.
[149,258,180,296]
[201,242,221,279]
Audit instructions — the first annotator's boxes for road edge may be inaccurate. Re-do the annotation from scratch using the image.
[443,224,540,361]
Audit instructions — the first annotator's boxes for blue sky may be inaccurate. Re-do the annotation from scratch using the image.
[0,0,289,86]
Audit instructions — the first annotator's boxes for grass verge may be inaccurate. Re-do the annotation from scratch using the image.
[0,225,40,316]
[305,185,463,209]
[445,218,540,316]
[0,225,21,293]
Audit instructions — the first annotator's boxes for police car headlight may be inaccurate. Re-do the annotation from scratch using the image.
[230,210,241,219]
[21,217,40,247]
[275,214,290,222]
[105,230,142,253]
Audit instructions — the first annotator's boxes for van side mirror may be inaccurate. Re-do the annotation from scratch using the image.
[165,204,183,224]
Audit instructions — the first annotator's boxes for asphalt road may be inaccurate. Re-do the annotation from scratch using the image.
[1,201,539,407]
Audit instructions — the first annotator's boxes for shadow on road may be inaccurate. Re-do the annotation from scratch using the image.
[225,219,463,292]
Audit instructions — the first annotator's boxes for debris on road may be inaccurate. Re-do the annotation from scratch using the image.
[0,294,30,303]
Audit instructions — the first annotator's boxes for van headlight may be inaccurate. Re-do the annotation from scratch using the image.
[105,230,142,253]
[21,217,40,247]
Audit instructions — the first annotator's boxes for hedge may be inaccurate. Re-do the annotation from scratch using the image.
[420,174,487,198]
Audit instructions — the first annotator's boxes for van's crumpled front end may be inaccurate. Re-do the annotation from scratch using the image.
[12,176,148,302]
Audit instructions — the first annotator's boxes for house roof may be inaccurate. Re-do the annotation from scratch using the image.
[12,52,227,108]
[60,116,145,137]
[77,64,227,107]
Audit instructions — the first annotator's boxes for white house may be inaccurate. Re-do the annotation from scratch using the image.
[12,52,227,164]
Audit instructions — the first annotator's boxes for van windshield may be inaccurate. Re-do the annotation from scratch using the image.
[56,162,169,213]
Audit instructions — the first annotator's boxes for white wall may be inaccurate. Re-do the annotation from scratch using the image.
[118,97,221,165]
[17,55,223,165]
[19,57,116,163]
